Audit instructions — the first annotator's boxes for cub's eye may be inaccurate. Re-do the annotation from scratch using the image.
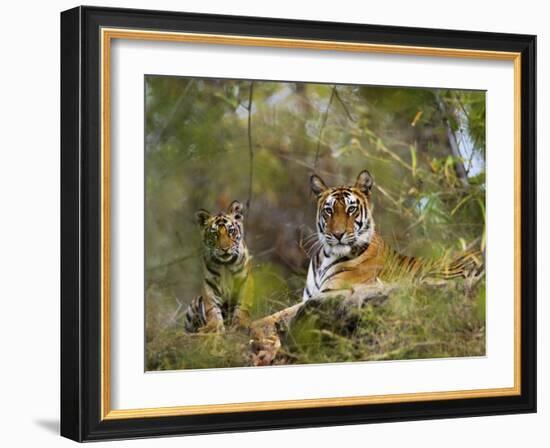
[323,207,332,216]
[228,227,236,236]
[347,206,357,215]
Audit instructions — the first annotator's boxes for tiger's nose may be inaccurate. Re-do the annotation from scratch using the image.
[332,231,344,241]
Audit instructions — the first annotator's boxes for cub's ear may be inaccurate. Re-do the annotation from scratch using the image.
[310,174,328,197]
[228,200,244,221]
[355,170,374,195]
[195,209,211,227]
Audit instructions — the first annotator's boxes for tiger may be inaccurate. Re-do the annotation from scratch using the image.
[302,170,483,302]
[184,200,254,333]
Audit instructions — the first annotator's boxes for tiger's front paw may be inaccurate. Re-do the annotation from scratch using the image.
[249,335,281,366]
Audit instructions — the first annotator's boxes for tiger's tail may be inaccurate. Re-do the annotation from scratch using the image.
[425,249,485,281]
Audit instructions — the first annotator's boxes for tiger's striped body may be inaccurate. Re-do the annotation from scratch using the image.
[184,201,254,333]
[303,171,482,302]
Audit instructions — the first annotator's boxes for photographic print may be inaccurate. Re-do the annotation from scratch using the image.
[145,76,486,370]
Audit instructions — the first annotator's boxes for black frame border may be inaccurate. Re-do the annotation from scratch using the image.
[61,6,536,442]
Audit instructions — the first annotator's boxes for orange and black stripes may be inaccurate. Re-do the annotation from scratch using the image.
[184,200,253,333]
[304,171,484,302]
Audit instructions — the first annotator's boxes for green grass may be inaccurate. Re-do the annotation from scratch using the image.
[145,277,485,370]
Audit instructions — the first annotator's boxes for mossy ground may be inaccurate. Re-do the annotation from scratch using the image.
[146,278,485,370]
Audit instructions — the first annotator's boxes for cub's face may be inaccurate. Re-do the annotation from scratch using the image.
[196,200,244,262]
[311,170,375,256]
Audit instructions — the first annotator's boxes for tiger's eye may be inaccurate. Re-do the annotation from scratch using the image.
[347,206,357,214]
[323,207,332,216]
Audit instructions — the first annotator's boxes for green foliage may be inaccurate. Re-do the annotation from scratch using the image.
[281,280,485,365]
[247,263,298,319]
[144,76,486,370]
[146,280,485,370]
[147,332,250,370]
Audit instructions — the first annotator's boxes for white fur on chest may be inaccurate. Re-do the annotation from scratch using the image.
[303,250,345,301]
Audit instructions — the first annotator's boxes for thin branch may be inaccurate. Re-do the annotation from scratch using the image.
[313,86,336,168]
[453,91,471,123]
[277,150,415,218]
[169,297,184,324]
[146,252,198,271]
[465,143,477,175]
[361,131,413,172]
[333,88,356,122]
[149,80,194,149]
[375,184,414,218]
[451,93,478,175]
[212,92,240,110]
[246,81,255,222]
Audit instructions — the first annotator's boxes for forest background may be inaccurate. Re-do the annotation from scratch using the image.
[144,76,486,370]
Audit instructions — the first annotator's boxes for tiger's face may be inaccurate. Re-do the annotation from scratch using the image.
[196,200,245,262]
[311,170,376,257]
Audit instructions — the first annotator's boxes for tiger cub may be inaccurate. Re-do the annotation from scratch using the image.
[184,200,254,333]
[303,170,482,302]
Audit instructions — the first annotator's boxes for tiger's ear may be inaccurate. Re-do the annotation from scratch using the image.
[195,209,211,227]
[355,170,374,195]
[228,200,244,222]
[310,174,328,197]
